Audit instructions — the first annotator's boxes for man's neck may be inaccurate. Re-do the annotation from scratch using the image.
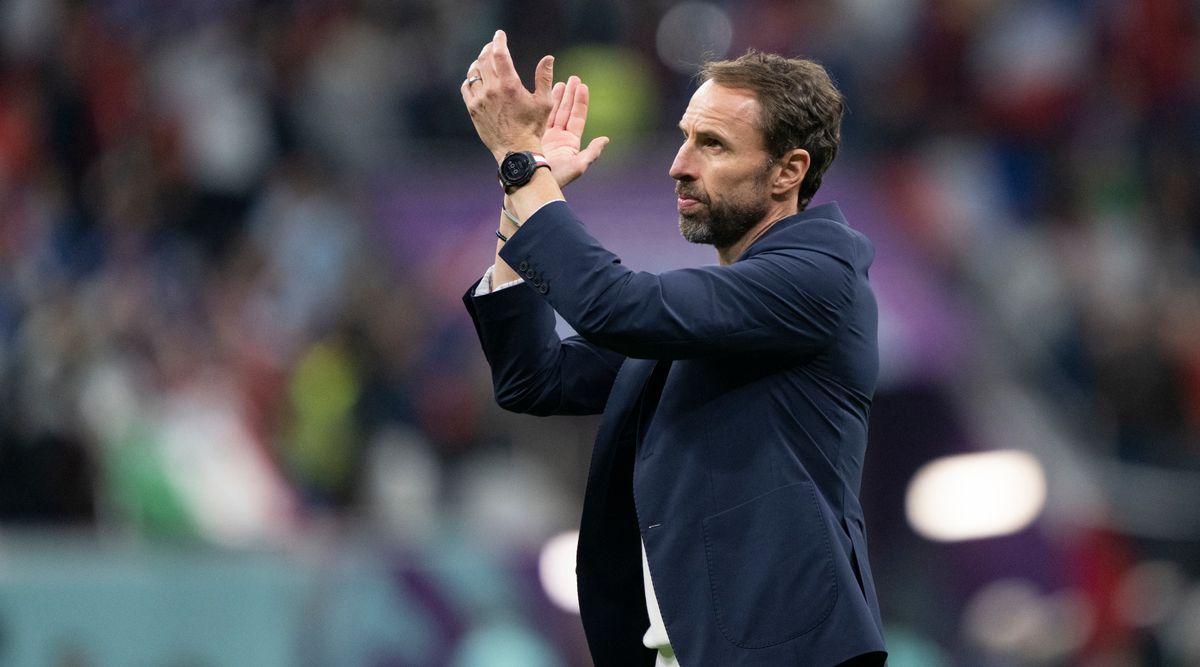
[715,205,797,265]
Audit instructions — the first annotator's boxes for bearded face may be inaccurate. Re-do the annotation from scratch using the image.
[670,82,789,251]
[675,169,771,248]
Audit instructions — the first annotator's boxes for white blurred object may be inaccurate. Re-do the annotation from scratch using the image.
[970,3,1088,103]
[962,579,1093,662]
[364,427,441,540]
[295,17,408,173]
[456,451,575,550]
[906,449,1046,541]
[78,356,143,446]
[656,2,733,74]
[915,138,1009,256]
[245,174,360,352]
[538,530,580,614]
[962,579,1044,653]
[157,373,296,546]
[152,25,275,193]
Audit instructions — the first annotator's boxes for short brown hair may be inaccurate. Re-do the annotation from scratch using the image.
[700,52,844,211]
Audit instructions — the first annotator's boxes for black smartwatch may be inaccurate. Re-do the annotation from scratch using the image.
[498,151,550,194]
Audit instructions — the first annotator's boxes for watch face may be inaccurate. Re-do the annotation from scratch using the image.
[500,152,533,184]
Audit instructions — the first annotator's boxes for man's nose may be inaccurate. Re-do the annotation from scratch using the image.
[668,143,695,182]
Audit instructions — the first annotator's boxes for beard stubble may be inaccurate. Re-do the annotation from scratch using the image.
[676,175,771,249]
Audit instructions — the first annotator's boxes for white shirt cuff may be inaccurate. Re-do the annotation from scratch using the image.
[474,265,525,297]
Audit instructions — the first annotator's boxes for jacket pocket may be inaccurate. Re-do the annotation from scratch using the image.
[702,481,837,648]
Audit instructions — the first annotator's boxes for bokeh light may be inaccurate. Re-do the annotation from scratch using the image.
[538,530,580,614]
[655,2,733,74]
[905,450,1047,542]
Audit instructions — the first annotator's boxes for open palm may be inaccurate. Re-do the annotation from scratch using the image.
[541,75,610,188]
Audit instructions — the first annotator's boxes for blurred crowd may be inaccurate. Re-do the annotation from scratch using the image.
[0,0,509,539]
[1,0,1198,665]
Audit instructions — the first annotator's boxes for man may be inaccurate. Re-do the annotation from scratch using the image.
[461,30,887,667]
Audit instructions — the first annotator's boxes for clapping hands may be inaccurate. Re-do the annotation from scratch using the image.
[462,30,608,189]
[541,75,609,188]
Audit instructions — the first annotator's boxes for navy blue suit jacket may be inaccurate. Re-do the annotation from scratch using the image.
[464,201,887,666]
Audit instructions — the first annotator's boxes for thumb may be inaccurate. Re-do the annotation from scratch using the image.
[582,136,610,163]
[534,55,554,100]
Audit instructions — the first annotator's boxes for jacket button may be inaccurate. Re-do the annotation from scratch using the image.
[536,283,549,294]
[518,260,529,272]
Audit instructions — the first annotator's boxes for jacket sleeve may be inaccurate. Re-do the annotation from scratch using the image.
[497,201,860,360]
[463,276,625,416]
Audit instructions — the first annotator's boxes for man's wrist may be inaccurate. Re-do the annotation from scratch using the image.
[492,139,542,164]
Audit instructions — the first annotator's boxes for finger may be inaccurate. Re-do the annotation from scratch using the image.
[566,80,590,136]
[462,61,482,98]
[462,60,478,87]
[461,74,478,104]
[491,30,520,84]
[548,81,566,126]
[581,136,610,164]
[478,41,498,79]
[549,77,573,128]
[534,54,555,101]
[553,75,578,129]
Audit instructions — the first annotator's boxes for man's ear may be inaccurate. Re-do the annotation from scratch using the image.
[772,148,810,197]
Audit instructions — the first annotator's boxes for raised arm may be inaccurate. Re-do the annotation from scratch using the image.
[497,202,867,360]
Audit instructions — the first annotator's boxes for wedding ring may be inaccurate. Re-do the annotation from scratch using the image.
[466,75,482,85]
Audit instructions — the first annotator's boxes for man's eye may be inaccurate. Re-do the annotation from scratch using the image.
[703,138,722,148]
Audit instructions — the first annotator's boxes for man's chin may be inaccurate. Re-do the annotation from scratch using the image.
[678,216,714,245]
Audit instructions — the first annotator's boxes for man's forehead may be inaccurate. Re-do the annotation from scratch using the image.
[679,81,762,134]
